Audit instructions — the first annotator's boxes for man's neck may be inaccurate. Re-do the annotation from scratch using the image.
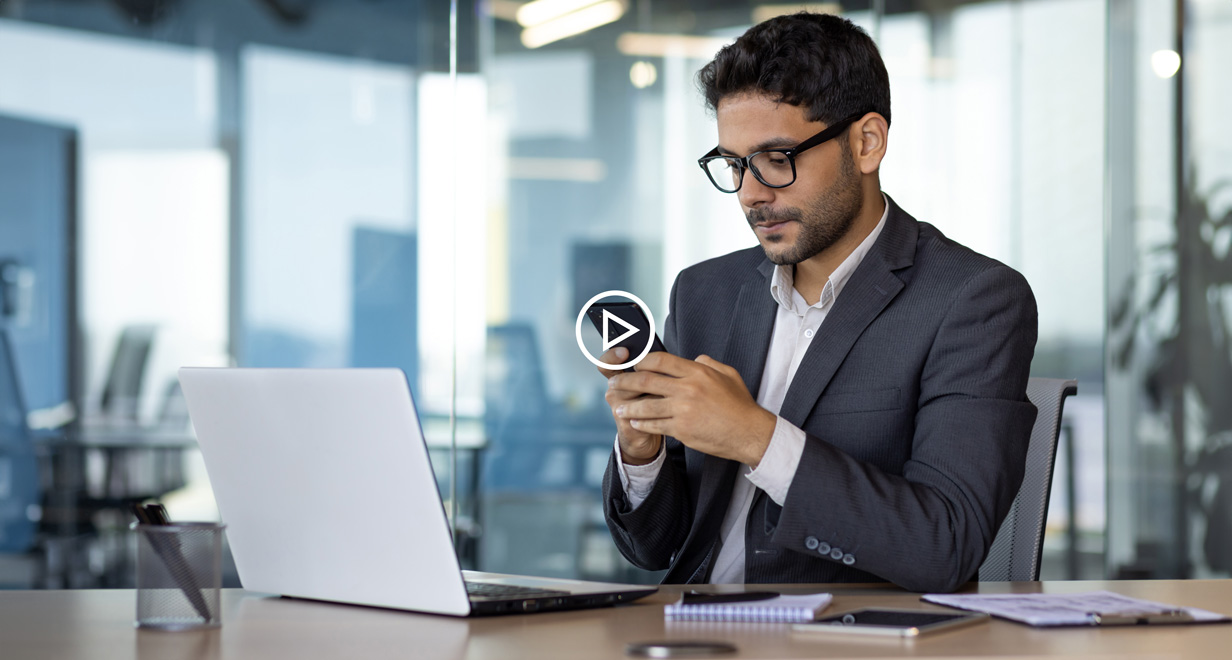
[793,190,886,306]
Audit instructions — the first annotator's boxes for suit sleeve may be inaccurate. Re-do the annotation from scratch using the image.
[601,276,695,571]
[770,265,1039,592]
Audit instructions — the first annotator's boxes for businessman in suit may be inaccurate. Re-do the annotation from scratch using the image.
[596,13,1038,592]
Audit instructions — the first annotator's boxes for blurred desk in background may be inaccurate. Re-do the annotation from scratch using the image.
[32,423,197,588]
[26,412,635,588]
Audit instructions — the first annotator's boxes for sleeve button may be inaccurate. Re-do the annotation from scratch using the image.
[817,542,832,555]
[830,548,844,561]
[805,536,820,551]
[842,554,856,566]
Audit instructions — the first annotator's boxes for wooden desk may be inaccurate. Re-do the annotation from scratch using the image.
[3,581,1230,659]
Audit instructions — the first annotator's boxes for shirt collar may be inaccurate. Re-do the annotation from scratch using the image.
[769,193,890,314]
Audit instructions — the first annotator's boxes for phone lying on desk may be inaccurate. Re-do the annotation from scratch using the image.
[793,608,990,638]
[585,301,667,372]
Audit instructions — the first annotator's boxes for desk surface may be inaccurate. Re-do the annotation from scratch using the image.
[3,580,1231,659]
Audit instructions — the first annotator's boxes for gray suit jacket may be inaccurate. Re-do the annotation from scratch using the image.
[602,195,1038,592]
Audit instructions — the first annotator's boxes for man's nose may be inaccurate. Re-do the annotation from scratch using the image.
[737,170,775,208]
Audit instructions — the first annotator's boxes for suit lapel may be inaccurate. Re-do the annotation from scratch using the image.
[723,269,779,399]
[777,196,918,428]
[686,264,778,556]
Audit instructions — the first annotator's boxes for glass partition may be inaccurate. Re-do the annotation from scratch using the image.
[1106,0,1232,579]
[0,0,1229,589]
[474,0,1105,582]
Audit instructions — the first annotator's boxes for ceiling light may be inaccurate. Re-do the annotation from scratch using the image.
[616,33,732,59]
[521,0,625,49]
[629,61,657,88]
[506,158,607,182]
[1151,49,1181,79]
[751,3,842,25]
[518,0,604,28]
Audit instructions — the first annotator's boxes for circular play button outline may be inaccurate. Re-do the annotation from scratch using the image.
[575,290,657,370]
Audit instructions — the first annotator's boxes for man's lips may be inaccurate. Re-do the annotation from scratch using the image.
[755,219,792,232]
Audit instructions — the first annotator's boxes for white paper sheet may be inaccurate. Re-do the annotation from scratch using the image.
[922,591,1229,627]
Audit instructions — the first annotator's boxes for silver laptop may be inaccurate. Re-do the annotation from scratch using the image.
[177,367,656,616]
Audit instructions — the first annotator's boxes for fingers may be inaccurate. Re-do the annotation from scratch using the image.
[610,354,740,399]
[694,354,740,378]
[605,386,659,409]
[628,418,671,436]
[606,388,648,403]
[634,351,702,378]
[596,347,629,379]
[615,397,672,421]
[608,370,678,397]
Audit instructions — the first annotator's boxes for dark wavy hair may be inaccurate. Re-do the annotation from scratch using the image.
[697,12,891,127]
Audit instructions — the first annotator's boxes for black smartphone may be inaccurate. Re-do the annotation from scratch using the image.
[585,301,666,371]
[793,608,990,637]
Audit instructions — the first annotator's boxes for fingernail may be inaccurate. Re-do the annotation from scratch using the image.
[615,406,625,416]
[616,347,628,359]
[630,420,640,428]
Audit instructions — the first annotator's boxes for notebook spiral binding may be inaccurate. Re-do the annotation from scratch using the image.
[665,605,819,622]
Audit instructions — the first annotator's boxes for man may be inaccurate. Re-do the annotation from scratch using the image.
[596,13,1037,593]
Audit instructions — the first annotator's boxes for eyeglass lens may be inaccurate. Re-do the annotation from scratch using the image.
[704,151,795,192]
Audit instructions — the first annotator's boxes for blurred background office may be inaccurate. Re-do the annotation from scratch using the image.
[0,0,1227,588]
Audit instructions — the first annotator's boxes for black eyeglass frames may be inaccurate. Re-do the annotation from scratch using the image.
[697,112,867,193]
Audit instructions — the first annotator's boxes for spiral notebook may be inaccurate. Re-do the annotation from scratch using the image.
[665,591,833,623]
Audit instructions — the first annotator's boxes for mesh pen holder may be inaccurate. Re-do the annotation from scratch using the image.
[133,522,225,630]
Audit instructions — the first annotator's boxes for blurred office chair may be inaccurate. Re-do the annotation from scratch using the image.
[482,323,614,492]
[482,324,556,492]
[99,325,155,422]
[484,323,551,434]
[479,324,624,579]
[0,328,41,555]
[978,377,1078,582]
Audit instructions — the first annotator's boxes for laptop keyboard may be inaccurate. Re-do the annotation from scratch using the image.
[465,581,571,601]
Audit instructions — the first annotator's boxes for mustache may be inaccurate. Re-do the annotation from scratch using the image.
[747,207,803,227]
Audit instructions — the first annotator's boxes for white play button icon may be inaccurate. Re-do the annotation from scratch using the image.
[575,290,658,371]
[601,309,639,353]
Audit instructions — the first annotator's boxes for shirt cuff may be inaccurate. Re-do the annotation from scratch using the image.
[614,436,666,510]
[745,416,806,506]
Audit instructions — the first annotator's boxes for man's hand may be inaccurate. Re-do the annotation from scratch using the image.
[598,347,664,465]
[607,352,777,467]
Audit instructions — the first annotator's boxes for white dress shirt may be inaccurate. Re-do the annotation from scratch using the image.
[615,196,889,583]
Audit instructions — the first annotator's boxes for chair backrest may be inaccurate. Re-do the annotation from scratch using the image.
[484,323,551,434]
[99,324,155,421]
[978,377,1078,582]
[0,328,27,447]
[0,328,40,554]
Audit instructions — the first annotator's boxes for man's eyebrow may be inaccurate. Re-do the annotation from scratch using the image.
[716,137,799,155]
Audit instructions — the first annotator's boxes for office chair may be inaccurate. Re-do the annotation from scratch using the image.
[99,324,155,422]
[978,377,1078,582]
[0,328,40,555]
[484,323,552,438]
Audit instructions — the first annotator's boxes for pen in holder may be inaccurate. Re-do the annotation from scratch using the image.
[132,515,225,630]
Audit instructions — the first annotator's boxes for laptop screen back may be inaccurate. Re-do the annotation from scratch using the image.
[178,367,471,615]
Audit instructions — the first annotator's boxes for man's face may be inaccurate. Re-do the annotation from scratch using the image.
[715,93,863,266]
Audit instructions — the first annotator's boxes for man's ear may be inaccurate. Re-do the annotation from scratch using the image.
[851,113,888,175]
